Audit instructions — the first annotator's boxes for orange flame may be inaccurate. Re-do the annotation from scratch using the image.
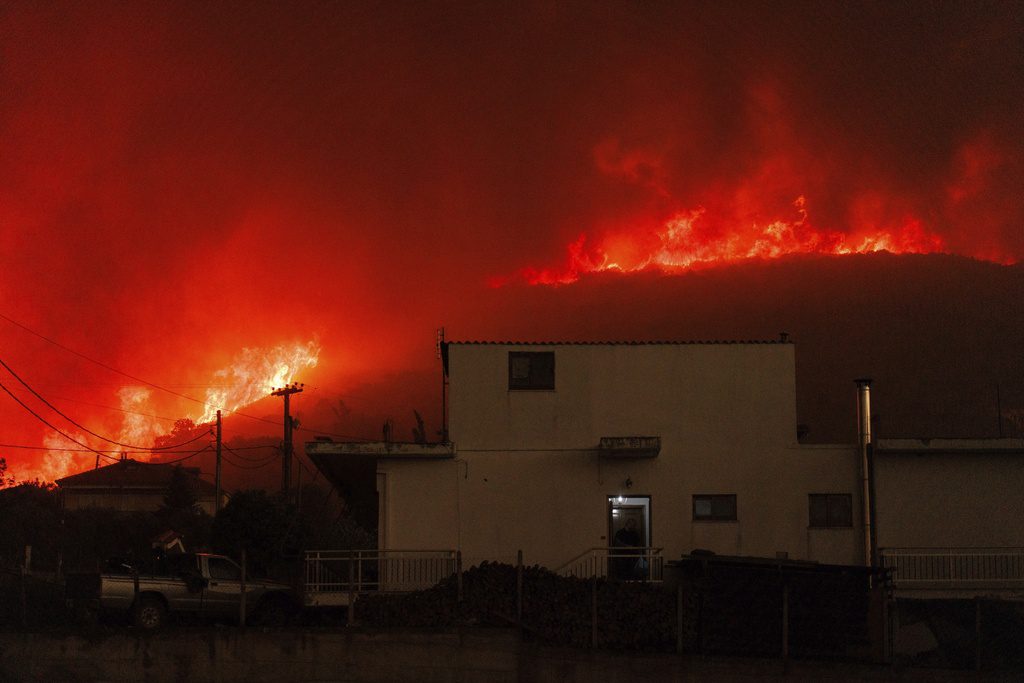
[117,386,163,447]
[504,196,959,286]
[196,340,321,423]
[39,430,94,483]
[17,339,321,483]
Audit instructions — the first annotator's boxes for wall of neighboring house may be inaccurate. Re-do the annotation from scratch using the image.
[874,440,1024,549]
[62,488,167,512]
[379,342,863,570]
[62,488,218,515]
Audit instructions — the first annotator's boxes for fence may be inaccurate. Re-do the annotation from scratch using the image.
[556,547,664,582]
[303,549,458,606]
[881,548,1024,588]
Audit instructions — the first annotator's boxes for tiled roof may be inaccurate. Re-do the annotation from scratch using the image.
[56,459,216,495]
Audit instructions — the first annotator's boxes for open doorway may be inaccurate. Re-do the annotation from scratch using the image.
[607,495,651,579]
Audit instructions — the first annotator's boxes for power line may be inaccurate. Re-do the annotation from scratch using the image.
[0,442,212,454]
[1,312,284,426]
[156,444,214,465]
[222,443,279,463]
[1,311,366,440]
[221,452,278,470]
[6,389,182,423]
[0,381,119,462]
[0,311,214,408]
[0,356,211,451]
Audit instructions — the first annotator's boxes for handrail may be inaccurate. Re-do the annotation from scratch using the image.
[556,546,664,582]
[304,549,458,597]
[554,547,606,574]
[880,547,1024,586]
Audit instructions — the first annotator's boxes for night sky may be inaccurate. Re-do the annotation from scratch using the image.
[1,1,1022,482]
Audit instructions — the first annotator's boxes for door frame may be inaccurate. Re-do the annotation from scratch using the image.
[607,494,652,548]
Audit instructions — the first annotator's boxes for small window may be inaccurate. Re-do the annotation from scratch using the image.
[693,494,737,521]
[508,351,555,390]
[809,494,853,528]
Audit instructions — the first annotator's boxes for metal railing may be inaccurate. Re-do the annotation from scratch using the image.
[304,549,458,598]
[556,547,664,582]
[880,547,1024,587]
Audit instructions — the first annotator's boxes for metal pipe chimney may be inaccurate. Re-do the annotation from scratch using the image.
[855,379,873,567]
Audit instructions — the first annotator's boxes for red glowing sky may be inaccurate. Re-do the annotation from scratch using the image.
[1,2,1022,482]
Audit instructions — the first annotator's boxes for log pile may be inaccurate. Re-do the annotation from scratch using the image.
[356,561,675,650]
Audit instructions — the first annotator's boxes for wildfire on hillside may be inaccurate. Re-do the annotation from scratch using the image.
[24,340,320,483]
[493,194,1015,287]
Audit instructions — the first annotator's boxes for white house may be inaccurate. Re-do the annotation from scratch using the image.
[308,339,864,573]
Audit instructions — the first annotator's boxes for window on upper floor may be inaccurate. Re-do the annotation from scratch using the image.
[808,493,852,528]
[692,494,737,521]
[508,351,555,390]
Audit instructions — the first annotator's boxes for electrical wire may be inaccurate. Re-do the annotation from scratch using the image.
[0,311,364,439]
[0,356,212,450]
[156,444,214,465]
[0,311,215,408]
[0,380,119,462]
[0,309,362,438]
[222,443,279,463]
[0,442,213,454]
[13,390,182,423]
[221,452,278,470]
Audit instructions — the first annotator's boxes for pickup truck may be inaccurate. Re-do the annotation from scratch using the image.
[66,552,295,629]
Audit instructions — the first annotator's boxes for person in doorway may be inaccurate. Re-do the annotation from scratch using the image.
[612,517,642,580]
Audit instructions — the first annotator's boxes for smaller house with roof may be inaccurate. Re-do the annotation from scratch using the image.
[56,459,220,515]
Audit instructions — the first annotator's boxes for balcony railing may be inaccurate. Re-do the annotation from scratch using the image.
[556,547,664,582]
[303,549,457,605]
[880,547,1024,588]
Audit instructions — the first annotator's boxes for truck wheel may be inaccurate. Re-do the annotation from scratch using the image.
[132,596,166,630]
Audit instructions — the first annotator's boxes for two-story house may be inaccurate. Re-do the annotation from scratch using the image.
[308,339,862,571]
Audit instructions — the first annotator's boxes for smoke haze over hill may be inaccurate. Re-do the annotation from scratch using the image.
[0,2,1020,482]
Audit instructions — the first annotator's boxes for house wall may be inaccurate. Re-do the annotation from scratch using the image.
[874,448,1024,549]
[62,489,218,515]
[63,489,167,513]
[380,343,862,569]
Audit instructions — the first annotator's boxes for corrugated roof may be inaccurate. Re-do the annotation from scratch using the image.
[56,459,216,495]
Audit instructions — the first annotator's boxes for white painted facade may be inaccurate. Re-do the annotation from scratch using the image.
[312,341,864,570]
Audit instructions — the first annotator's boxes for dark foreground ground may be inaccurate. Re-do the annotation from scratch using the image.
[1,627,1019,683]
[5,568,1024,680]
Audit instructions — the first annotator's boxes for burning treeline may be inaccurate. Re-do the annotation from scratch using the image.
[28,341,320,483]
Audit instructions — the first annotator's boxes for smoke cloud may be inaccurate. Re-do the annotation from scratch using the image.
[1,2,1021,480]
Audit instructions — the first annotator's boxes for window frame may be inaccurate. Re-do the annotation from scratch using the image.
[692,494,737,522]
[507,351,555,391]
[808,493,853,529]
[207,557,242,581]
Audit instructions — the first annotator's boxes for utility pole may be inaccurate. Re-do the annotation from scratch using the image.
[215,410,222,513]
[271,383,303,500]
[437,327,448,442]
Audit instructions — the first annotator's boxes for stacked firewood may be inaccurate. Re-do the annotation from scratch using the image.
[356,562,676,651]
